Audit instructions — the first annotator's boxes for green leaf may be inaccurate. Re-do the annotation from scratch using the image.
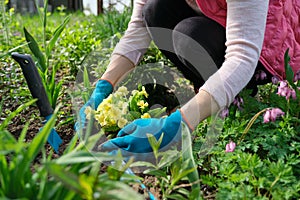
[51,80,63,109]
[107,166,124,181]
[147,133,164,159]
[46,163,82,193]
[26,108,57,160]
[83,66,91,103]
[148,107,167,118]
[144,169,168,178]
[284,48,294,85]
[23,27,47,72]
[63,134,79,154]
[0,130,19,154]
[0,43,29,59]
[12,105,59,187]
[55,151,114,165]
[165,193,186,200]
[34,0,43,23]
[0,99,37,130]
[130,161,157,169]
[171,165,196,187]
[181,123,201,199]
[46,16,70,58]
[157,150,180,169]
[17,122,29,145]
[0,155,9,195]
[43,0,48,29]
[127,111,141,121]
[97,180,143,200]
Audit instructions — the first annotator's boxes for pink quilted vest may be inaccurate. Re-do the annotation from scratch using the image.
[196,0,300,80]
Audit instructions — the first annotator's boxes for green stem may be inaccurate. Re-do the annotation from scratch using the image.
[1,0,9,45]
[238,108,270,144]
[270,176,280,191]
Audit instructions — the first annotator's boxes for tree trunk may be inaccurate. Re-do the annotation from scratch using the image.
[97,0,103,15]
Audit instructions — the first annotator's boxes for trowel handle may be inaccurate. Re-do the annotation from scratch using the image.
[12,52,53,117]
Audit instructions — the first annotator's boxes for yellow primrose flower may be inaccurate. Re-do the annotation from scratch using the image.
[141,113,151,118]
[121,105,129,115]
[110,107,121,117]
[118,118,128,128]
[97,101,111,112]
[84,106,93,120]
[96,114,106,126]
[137,100,149,110]
[102,95,113,104]
[131,90,138,96]
[117,86,129,96]
[109,118,117,125]
[139,86,149,98]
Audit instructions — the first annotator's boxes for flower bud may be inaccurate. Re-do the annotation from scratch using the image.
[225,141,236,153]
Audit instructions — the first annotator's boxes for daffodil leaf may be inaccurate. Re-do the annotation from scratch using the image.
[284,48,294,85]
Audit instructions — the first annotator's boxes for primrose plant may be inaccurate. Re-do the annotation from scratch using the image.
[23,0,70,109]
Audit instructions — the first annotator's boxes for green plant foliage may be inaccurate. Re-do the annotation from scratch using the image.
[1,3,300,199]
[22,1,71,109]
[132,123,201,199]
[0,103,143,199]
[194,50,300,199]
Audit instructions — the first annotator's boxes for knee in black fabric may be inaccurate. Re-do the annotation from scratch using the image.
[172,17,226,88]
[143,0,197,28]
[143,0,172,28]
[173,17,226,68]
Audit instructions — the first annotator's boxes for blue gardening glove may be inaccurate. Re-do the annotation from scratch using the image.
[75,79,113,131]
[99,110,184,155]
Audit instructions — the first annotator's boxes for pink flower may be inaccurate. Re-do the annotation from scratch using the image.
[219,107,229,119]
[255,70,267,81]
[233,96,244,110]
[263,108,285,123]
[271,75,280,84]
[277,81,297,100]
[225,141,236,153]
[293,70,300,82]
[263,110,271,123]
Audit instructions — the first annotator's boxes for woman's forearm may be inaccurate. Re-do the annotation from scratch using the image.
[181,89,219,130]
[101,54,135,86]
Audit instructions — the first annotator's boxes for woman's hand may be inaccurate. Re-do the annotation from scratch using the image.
[99,110,184,155]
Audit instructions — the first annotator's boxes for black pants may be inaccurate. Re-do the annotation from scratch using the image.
[142,0,271,94]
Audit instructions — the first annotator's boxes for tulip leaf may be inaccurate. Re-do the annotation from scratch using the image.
[0,43,28,59]
[46,15,70,58]
[43,0,48,29]
[24,27,47,72]
[83,66,92,103]
[284,48,294,85]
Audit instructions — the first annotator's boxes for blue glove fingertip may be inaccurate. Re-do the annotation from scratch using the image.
[117,122,137,137]
[99,140,118,152]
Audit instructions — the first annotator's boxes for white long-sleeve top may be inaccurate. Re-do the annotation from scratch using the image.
[112,0,269,108]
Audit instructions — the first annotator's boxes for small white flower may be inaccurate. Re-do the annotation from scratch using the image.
[84,106,93,120]
[117,118,128,128]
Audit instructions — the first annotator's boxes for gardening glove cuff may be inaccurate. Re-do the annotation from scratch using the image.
[75,79,113,132]
[88,79,114,109]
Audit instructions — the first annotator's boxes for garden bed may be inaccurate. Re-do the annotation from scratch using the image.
[1,4,300,200]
